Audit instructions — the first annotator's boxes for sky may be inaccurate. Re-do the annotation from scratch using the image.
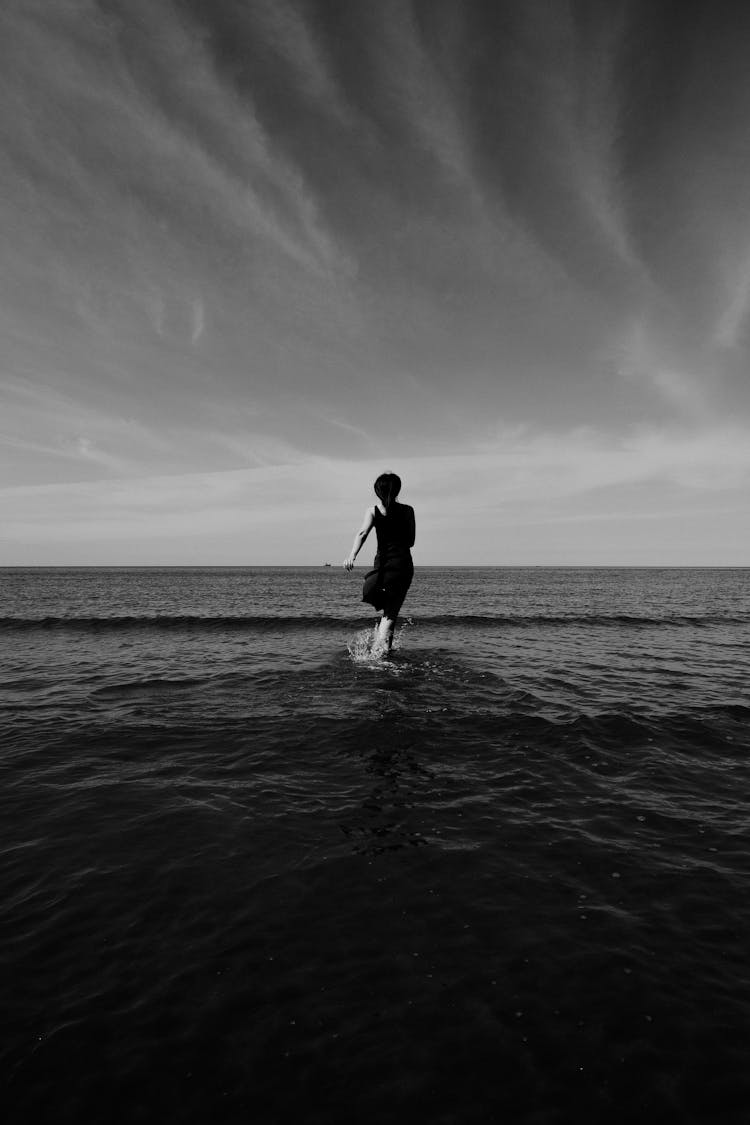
[2,0,750,565]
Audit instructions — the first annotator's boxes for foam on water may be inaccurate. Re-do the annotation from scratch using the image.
[347,626,390,664]
[346,620,412,666]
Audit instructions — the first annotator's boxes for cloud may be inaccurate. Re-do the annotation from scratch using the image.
[247,0,353,124]
[614,319,711,419]
[714,249,750,349]
[365,0,476,192]
[455,0,645,303]
[526,0,637,268]
[2,422,749,563]
[190,297,205,345]
[3,2,750,565]
[1,0,351,290]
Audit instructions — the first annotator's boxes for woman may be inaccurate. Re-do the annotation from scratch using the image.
[343,472,415,653]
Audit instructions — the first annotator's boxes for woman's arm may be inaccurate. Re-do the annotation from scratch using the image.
[343,507,375,570]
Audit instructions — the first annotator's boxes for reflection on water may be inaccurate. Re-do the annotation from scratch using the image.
[339,707,435,856]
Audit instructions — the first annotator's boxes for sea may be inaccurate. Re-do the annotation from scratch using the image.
[1,566,749,1124]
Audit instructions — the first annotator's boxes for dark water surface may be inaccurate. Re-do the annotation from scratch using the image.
[2,567,749,1123]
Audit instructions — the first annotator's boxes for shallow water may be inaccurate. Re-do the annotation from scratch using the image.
[2,567,749,1123]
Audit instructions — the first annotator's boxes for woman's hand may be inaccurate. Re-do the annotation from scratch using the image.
[343,555,356,571]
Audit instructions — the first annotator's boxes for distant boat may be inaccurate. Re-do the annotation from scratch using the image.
[324,562,332,567]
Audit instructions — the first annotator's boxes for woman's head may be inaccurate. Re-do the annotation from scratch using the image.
[374,472,401,510]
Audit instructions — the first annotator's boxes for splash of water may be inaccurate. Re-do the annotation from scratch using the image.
[347,620,411,664]
[392,618,413,650]
[347,627,387,664]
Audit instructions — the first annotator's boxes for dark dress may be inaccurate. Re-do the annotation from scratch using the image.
[362,503,415,616]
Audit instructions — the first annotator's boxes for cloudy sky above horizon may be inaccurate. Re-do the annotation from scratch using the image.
[2,0,750,564]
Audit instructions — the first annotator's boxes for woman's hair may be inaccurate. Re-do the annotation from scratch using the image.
[374,472,401,511]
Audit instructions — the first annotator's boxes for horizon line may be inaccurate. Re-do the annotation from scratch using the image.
[1,563,748,570]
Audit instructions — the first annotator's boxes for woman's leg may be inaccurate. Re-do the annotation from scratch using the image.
[376,612,396,652]
[376,595,404,652]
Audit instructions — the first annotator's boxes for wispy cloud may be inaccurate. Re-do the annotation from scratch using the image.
[714,248,750,349]
[2,0,351,292]
[190,297,205,345]
[368,1,476,193]
[247,0,353,125]
[614,319,711,419]
[2,3,750,561]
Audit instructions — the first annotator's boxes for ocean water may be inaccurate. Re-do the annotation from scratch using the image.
[2,566,749,1124]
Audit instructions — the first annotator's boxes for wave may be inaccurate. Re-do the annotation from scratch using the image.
[1,611,749,632]
[398,612,750,628]
[0,614,354,632]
